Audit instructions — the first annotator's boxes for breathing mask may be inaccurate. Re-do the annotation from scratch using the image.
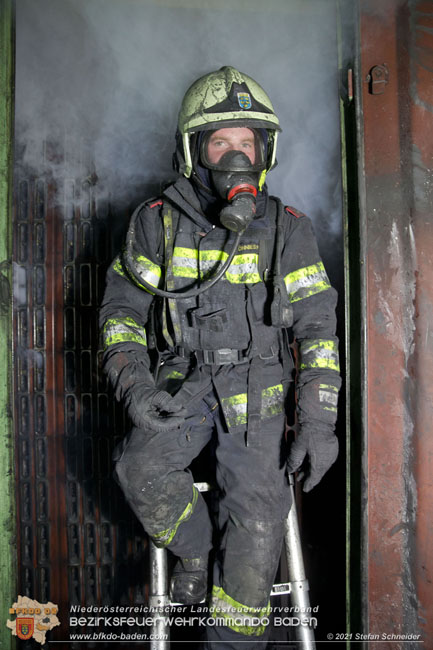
[200,127,266,232]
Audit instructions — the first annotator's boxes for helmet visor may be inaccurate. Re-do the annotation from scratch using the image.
[200,127,266,172]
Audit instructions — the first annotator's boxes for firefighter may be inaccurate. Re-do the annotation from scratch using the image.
[100,66,341,648]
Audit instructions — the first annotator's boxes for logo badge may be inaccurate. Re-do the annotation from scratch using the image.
[7,596,60,645]
[17,618,34,640]
[237,92,252,109]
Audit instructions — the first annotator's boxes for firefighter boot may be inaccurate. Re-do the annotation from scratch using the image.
[170,557,208,604]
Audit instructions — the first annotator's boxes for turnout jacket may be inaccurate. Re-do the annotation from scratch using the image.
[100,177,341,439]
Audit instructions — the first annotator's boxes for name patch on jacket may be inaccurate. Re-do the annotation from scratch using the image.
[238,244,259,251]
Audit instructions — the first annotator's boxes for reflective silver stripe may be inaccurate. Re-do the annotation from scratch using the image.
[299,339,339,372]
[135,254,162,289]
[200,251,225,279]
[319,389,338,407]
[172,246,199,279]
[221,393,248,428]
[261,384,284,418]
[222,383,284,429]
[284,261,331,302]
[171,247,261,284]
[102,316,147,349]
[226,253,261,283]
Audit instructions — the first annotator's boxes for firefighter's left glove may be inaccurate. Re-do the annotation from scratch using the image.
[287,429,338,493]
[125,384,187,433]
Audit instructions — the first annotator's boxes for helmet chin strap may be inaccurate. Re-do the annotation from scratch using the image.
[258,169,267,191]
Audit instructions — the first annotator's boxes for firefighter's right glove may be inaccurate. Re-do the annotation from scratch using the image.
[287,429,338,493]
[125,383,187,432]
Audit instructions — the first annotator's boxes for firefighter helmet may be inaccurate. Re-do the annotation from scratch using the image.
[175,66,281,186]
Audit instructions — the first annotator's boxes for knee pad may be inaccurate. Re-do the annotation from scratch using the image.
[217,513,285,607]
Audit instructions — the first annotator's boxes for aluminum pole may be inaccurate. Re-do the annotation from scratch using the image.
[149,540,170,650]
[284,475,316,650]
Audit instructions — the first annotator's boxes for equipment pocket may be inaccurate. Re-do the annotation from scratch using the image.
[188,304,229,332]
[248,281,269,323]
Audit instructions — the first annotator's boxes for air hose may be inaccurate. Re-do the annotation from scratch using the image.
[123,223,243,300]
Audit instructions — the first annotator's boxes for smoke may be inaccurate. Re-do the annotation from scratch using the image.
[15,0,344,280]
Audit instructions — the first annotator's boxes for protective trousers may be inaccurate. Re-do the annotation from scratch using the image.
[114,384,291,649]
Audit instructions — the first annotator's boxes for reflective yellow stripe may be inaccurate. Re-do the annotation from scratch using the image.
[134,254,162,293]
[102,316,147,349]
[112,255,125,277]
[173,246,199,260]
[165,370,184,380]
[153,487,198,547]
[171,247,261,284]
[284,261,331,302]
[226,253,261,284]
[299,339,340,372]
[199,250,226,282]
[319,383,339,392]
[162,209,177,347]
[172,246,199,279]
[302,340,338,354]
[222,383,284,429]
[261,384,284,418]
[210,585,270,636]
[172,266,198,279]
[200,249,227,262]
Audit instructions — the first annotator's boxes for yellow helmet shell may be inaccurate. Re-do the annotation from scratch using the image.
[177,66,281,180]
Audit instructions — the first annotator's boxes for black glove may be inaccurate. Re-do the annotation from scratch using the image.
[287,428,338,492]
[125,383,187,432]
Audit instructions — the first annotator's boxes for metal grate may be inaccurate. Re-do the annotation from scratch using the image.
[13,142,151,639]
[15,177,51,604]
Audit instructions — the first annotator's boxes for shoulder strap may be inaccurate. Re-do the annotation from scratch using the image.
[258,196,280,281]
[161,201,183,347]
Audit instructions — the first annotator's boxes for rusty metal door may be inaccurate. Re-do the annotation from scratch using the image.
[355,0,433,646]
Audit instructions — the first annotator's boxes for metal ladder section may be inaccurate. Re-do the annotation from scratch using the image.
[148,478,316,650]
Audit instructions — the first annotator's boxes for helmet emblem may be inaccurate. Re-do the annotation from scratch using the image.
[237,92,252,109]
